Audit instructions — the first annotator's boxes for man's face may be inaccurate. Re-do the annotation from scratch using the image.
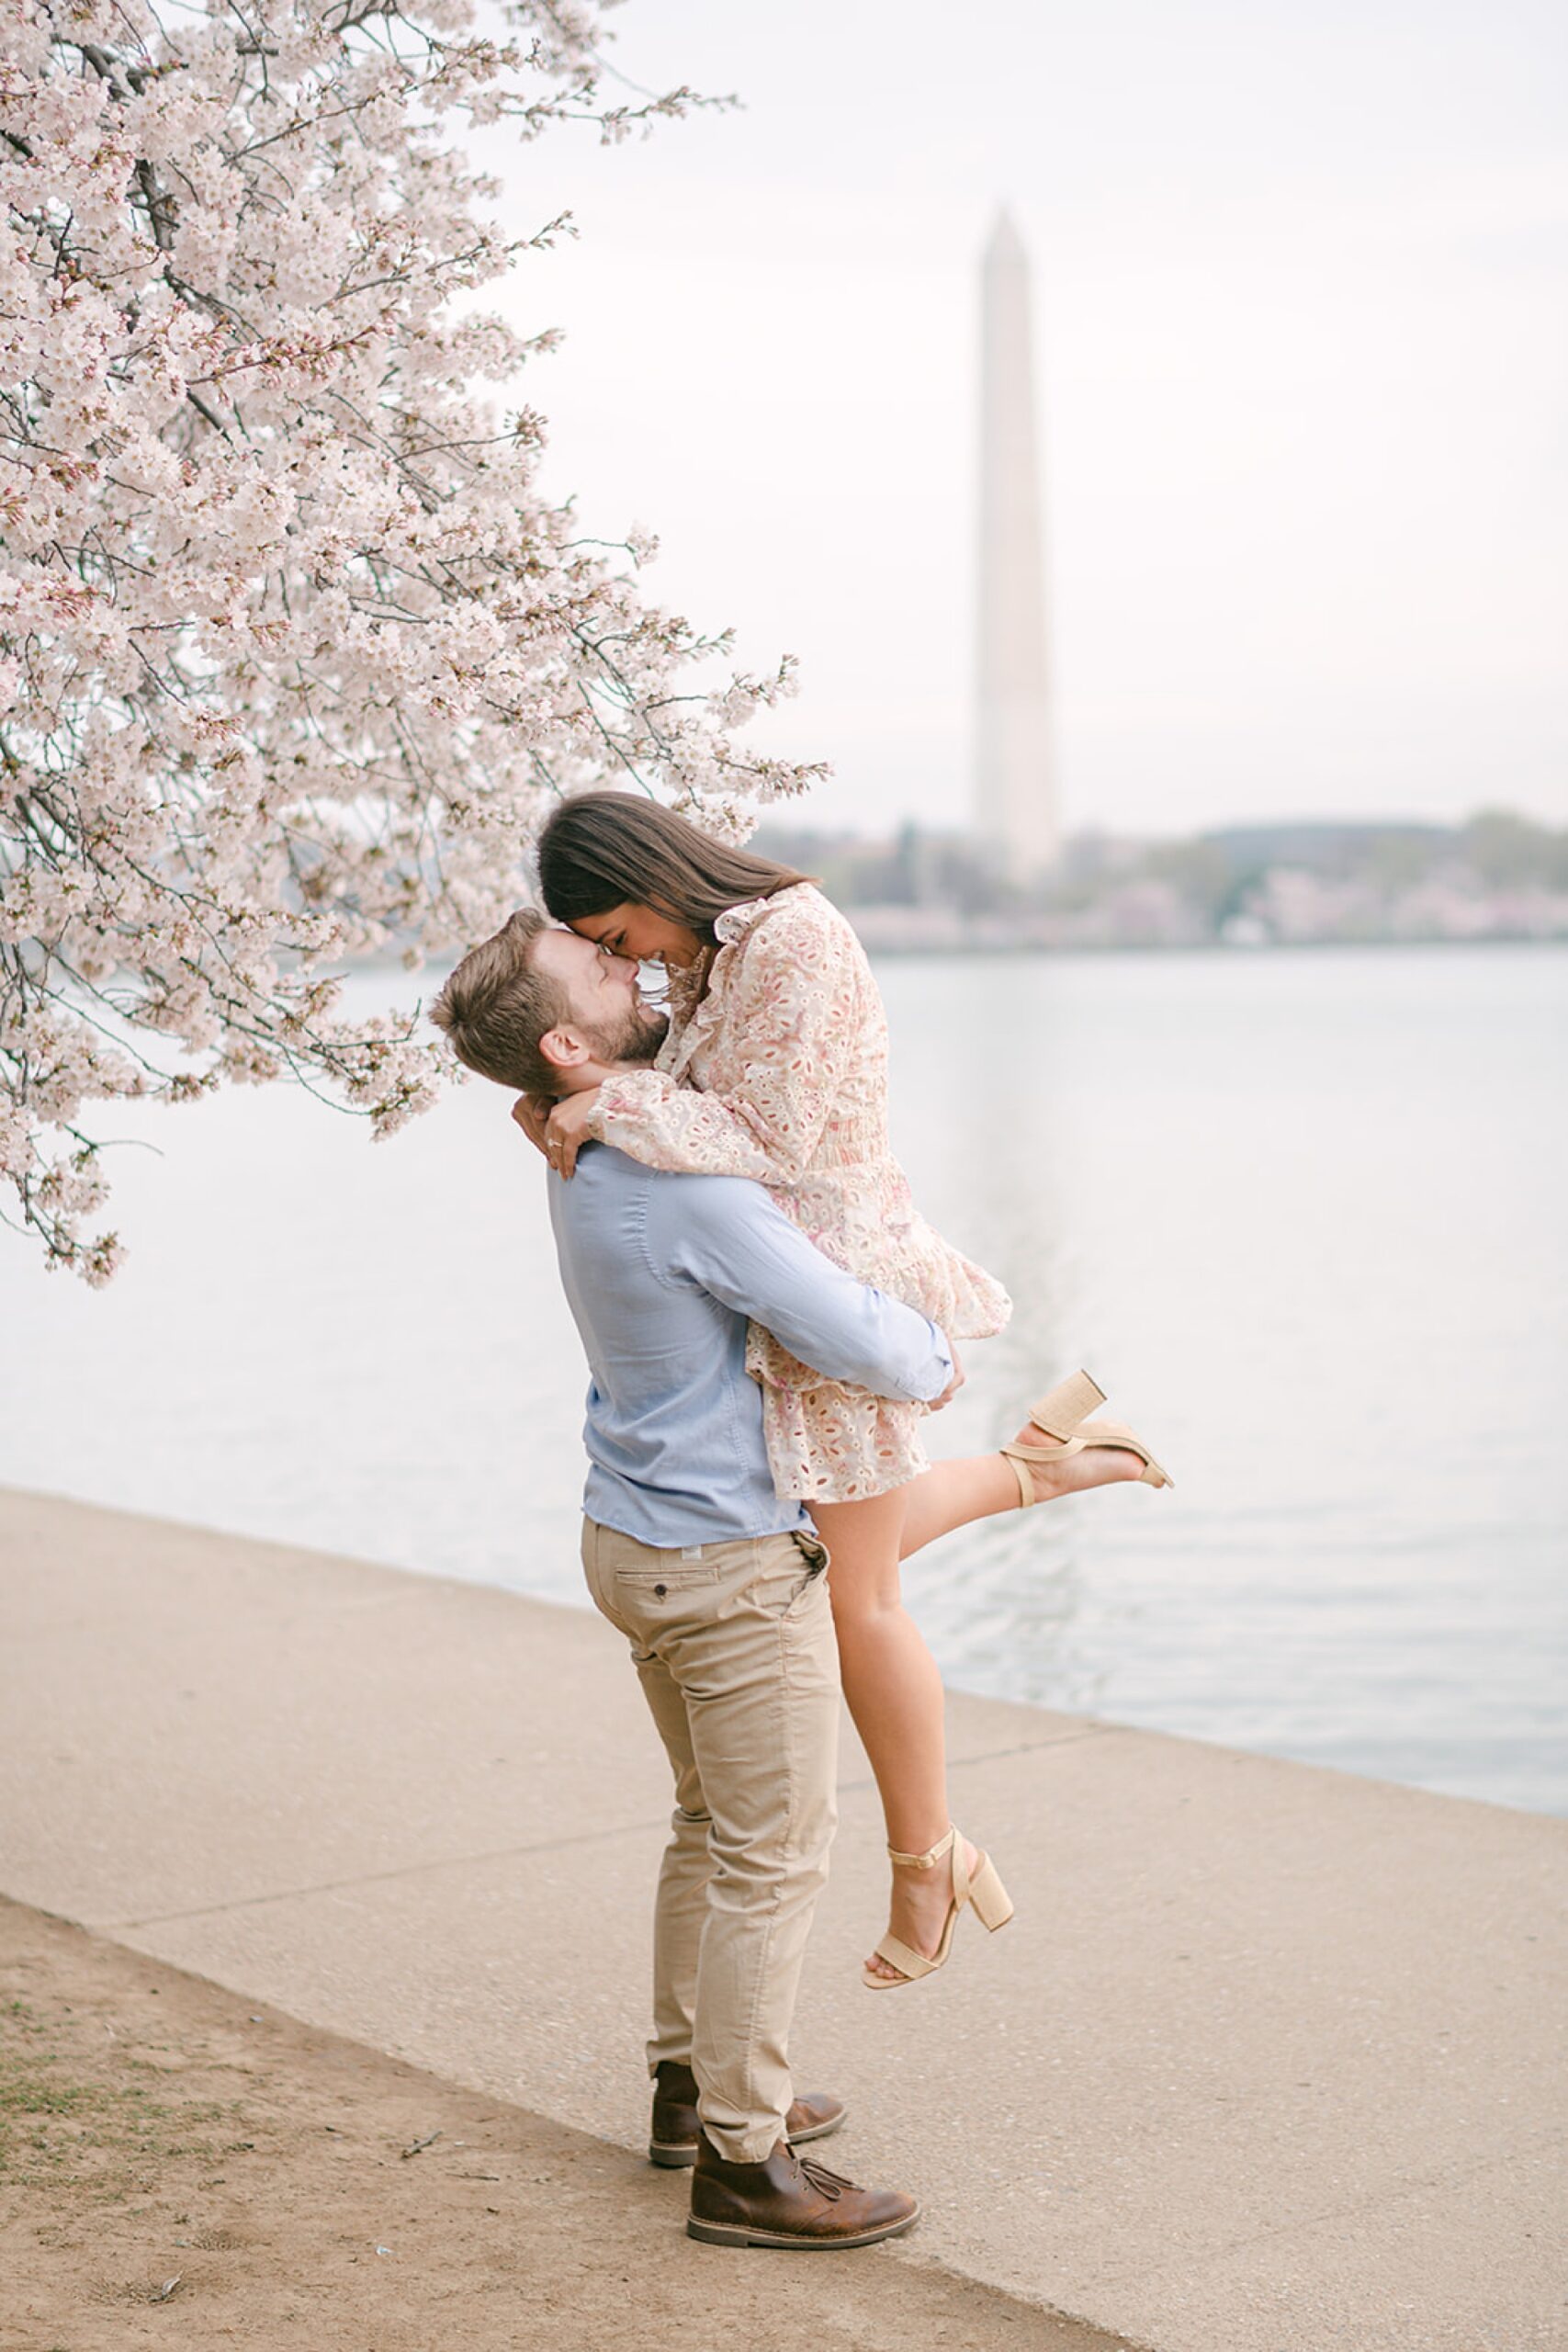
[532,927,667,1069]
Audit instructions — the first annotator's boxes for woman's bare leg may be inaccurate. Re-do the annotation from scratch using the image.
[810,1488,943,1854]
[811,1427,1147,1981]
[899,1418,1146,1559]
[897,1453,1021,1557]
[808,1487,969,1981]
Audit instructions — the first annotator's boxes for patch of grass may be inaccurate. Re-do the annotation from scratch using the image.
[0,2030,241,2189]
[0,2074,89,2118]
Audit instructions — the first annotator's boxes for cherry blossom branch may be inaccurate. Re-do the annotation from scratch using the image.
[1,0,814,1280]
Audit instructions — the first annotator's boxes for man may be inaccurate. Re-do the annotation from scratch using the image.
[432,910,953,2249]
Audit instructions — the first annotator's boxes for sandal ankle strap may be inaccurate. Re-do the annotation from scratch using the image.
[886,1823,956,1871]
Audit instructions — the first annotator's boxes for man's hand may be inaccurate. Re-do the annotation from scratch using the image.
[512,1093,552,1158]
[542,1087,600,1179]
[930,1342,964,1411]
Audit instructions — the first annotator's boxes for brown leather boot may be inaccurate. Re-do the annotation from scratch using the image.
[687,2133,919,2249]
[649,2061,846,2169]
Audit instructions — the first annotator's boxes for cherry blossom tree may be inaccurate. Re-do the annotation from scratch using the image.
[1,0,822,1280]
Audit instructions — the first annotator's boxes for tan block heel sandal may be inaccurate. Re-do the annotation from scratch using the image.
[999,1369,1173,1504]
[863,1825,1015,1991]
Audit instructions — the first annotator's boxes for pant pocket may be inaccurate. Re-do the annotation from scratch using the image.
[744,1532,828,1622]
[792,1529,830,1576]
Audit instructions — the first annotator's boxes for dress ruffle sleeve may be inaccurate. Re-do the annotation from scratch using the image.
[586,893,859,1187]
[588,1066,773,1181]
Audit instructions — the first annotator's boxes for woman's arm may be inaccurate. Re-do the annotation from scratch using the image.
[584,898,862,1184]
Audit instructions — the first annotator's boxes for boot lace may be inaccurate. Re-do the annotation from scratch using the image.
[798,2155,854,2199]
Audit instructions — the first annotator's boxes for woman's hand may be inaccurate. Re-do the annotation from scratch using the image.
[930,1342,964,1411]
[541,1087,600,1179]
[511,1093,553,1159]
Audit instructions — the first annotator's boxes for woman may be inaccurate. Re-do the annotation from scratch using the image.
[530,793,1169,1987]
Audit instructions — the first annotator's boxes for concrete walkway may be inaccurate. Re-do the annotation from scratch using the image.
[1,1487,1563,2352]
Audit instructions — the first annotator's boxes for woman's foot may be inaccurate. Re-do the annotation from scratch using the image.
[863,1833,981,1984]
[1006,1413,1148,1506]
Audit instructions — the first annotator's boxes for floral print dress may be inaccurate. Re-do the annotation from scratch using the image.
[586,882,1011,1503]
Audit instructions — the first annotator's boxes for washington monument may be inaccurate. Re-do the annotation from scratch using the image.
[976,209,1058,876]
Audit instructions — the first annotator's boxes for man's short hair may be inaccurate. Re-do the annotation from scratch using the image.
[429,909,568,1098]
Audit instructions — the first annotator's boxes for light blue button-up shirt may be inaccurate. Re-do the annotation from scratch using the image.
[547,1143,953,1548]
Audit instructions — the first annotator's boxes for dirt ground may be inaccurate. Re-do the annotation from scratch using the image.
[0,1897,1134,2352]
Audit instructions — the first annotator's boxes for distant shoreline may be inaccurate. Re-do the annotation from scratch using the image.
[835,928,1568,959]
[354,932,1568,977]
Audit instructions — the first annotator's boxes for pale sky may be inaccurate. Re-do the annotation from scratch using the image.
[476,0,1567,841]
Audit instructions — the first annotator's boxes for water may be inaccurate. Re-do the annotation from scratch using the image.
[3,944,1563,1815]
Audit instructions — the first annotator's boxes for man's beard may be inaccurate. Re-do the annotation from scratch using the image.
[583,1002,669,1069]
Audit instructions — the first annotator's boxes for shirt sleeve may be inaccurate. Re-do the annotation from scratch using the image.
[657,1175,953,1405]
[587,894,860,1187]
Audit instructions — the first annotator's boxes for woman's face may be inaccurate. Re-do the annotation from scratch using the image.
[569,903,707,968]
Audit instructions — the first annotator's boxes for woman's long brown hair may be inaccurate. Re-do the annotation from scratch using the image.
[536,792,814,941]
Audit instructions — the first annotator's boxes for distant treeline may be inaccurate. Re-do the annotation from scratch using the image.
[750,811,1568,948]
[756,810,1564,911]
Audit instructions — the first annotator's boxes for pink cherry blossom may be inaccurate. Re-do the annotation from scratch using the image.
[1,0,827,1279]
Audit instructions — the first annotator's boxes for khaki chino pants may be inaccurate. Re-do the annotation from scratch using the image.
[581,1517,840,2165]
